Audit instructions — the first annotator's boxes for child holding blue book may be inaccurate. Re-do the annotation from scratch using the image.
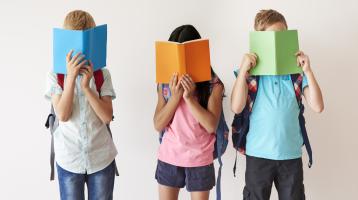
[45,10,117,200]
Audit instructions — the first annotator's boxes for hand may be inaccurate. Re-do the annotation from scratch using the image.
[79,60,93,90]
[296,51,311,73]
[169,72,183,100]
[66,50,87,79]
[240,53,257,73]
[180,74,196,101]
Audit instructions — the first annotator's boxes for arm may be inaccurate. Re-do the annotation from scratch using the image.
[80,63,113,124]
[153,73,183,132]
[296,51,324,113]
[181,74,224,134]
[231,53,257,114]
[53,50,87,122]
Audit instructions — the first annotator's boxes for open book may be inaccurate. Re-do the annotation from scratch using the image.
[249,30,302,75]
[155,39,211,83]
[53,24,107,74]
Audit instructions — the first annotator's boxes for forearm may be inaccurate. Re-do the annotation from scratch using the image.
[83,88,113,124]
[185,98,220,134]
[154,97,181,132]
[305,70,324,113]
[231,70,248,114]
[55,77,76,121]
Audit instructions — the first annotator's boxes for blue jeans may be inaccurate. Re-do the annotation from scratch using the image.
[57,161,115,200]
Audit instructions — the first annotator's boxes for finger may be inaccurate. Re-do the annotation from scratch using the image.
[79,69,88,76]
[248,54,257,67]
[85,64,93,74]
[70,52,82,64]
[88,60,94,67]
[181,78,190,90]
[249,53,258,60]
[295,51,304,56]
[173,73,178,86]
[169,74,174,88]
[73,54,86,66]
[186,75,195,87]
[66,50,74,63]
[181,81,189,91]
[77,59,88,68]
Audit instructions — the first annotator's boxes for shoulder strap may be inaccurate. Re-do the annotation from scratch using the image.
[290,73,303,106]
[290,73,313,168]
[57,74,65,90]
[247,75,259,113]
[93,70,104,94]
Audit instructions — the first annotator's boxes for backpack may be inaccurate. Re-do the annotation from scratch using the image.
[231,72,313,176]
[158,75,229,200]
[45,70,119,180]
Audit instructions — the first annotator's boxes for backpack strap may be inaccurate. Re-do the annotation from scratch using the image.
[290,74,313,168]
[93,70,104,94]
[57,74,65,90]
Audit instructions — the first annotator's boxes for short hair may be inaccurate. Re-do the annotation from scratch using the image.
[254,9,287,31]
[63,10,96,30]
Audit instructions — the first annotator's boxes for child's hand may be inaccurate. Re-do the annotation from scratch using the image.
[169,72,183,100]
[180,74,196,101]
[240,53,257,72]
[79,61,94,90]
[66,50,87,79]
[296,51,312,73]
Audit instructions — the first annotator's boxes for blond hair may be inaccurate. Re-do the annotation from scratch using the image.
[63,10,96,30]
[254,9,287,31]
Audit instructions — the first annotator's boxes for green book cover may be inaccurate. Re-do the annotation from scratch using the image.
[249,30,302,75]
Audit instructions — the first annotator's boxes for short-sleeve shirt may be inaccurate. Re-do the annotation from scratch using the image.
[158,75,223,167]
[44,68,117,174]
[246,74,308,160]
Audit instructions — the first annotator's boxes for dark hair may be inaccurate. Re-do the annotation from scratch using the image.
[168,25,213,109]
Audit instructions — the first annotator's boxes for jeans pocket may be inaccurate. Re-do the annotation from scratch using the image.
[243,187,250,200]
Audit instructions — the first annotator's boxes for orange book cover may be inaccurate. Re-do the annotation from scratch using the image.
[155,39,211,83]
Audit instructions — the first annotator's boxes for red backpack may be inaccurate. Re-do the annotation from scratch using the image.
[45,70,119,180]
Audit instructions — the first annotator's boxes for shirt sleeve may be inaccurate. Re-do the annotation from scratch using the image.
[100,68,116,100]
[44,72,63,101]
[302,73,308,90]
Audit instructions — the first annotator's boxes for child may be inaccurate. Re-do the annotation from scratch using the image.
[45,10,117,200]
[231,10,324,200]
[153,25,224,200]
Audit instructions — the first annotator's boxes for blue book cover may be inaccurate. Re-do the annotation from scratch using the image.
[53,24,107,74]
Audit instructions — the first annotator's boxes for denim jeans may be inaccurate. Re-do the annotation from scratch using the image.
[57,161,115,200]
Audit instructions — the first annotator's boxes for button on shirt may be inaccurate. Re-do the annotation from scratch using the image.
[45,69,117,174]
[246,75,308,160]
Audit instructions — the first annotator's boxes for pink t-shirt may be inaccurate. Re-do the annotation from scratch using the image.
[158,98,216,167]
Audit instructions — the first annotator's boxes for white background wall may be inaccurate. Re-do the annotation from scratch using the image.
[0,0,357,199]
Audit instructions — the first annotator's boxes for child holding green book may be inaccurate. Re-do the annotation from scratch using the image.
[231,9,324,200]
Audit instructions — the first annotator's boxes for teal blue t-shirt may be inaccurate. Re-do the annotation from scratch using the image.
[246,74,308,160]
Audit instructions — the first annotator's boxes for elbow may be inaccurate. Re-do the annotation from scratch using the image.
[315,104,324,113]
[205,120,219,134]
[58,114,70,122]
[102,117,112,125]
[153,118,164,133]
[154,122,165,133]
[231,103,244,114]
[101,114,113,125]
[206,126,216,134]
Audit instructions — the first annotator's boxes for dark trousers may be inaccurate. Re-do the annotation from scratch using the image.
[243,155,305,200]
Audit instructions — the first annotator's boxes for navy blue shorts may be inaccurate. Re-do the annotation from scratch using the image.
[155,160,215,192]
